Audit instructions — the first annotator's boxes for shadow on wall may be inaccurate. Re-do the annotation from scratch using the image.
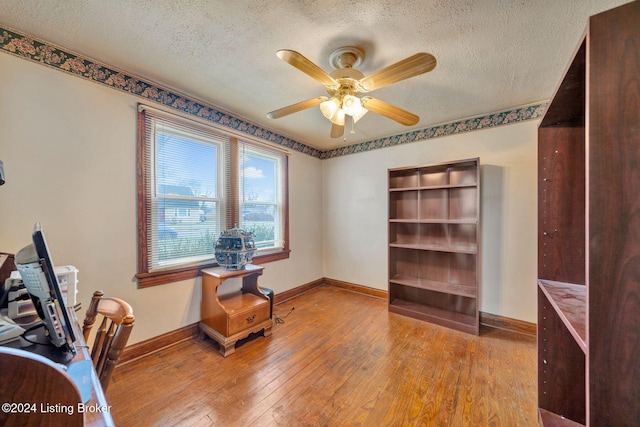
[480,165,504,311]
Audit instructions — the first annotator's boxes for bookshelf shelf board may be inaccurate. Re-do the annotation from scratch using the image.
[390,275,477,298]
[538,280,586,353]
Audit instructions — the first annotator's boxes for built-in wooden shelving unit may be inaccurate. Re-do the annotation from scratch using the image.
[537,2,640,425]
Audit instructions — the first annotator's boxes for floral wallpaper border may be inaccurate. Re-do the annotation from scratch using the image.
[321,102,548,159]
[0,25,546,160]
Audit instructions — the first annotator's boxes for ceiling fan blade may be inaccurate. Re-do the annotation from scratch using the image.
[277,50,338,87]
[358,53,436,92]
[330,123,344,138]
[266,97,326,119]
[361,97,419,126]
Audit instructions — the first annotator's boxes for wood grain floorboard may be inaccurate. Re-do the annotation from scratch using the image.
[107,285,537,426]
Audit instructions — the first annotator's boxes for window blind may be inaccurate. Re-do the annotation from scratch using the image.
[139,106,230,272]
[238,140,286,251]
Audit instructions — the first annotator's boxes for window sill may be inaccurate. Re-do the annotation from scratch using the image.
[136,249,290,288]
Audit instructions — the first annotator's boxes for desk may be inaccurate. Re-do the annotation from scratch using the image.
[0,309,114,426]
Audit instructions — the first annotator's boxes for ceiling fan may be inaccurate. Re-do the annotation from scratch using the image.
[266,46,437,138]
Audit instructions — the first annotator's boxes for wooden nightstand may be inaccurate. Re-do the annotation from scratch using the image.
[199,264,272,357]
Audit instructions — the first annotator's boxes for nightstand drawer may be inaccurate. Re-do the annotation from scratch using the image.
[220,291,270,337]
[227,299,269,336]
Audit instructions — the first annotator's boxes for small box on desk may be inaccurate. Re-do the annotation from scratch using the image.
[5,265,79,319]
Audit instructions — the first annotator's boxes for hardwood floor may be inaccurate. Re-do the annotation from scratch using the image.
[108,285,537,426]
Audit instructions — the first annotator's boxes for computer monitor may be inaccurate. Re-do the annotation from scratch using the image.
[15,223,76,354]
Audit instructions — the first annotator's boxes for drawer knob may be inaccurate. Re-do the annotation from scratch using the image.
[246,314,256,323]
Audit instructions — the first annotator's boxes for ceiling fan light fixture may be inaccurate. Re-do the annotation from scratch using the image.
[352,107,368,123]
[341,94,363,116]
[320,97,340,120]
[332,108,346,126]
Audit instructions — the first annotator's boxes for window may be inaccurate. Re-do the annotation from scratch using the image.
[239,142,285,250]
[137,105,289,287]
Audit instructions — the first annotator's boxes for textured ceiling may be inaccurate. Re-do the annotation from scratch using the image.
[0,0,630,150]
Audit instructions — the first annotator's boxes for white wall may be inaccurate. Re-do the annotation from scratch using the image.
[0,53,324,344]
[322,122,539,322]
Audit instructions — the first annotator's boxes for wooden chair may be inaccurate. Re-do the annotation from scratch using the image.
[82,290,135,392]
[0,347,83,426]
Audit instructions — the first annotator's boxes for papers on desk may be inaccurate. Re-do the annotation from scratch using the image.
[0,315,25,344]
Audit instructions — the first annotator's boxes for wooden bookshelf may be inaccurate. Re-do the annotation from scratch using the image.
[388,158,480,335]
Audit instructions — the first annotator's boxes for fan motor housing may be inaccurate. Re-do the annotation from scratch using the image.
[329,46,365,70]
